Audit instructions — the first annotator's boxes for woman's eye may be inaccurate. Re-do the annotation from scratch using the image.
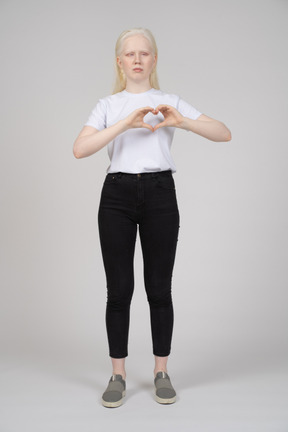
[126,52,149,56]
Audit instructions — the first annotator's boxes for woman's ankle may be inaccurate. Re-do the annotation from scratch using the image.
[112,371,126,380]
[111,357,126,380]
[154,355,168,377]
[154,369,167,377]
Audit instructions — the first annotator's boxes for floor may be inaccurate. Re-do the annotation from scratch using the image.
[1,349,287,432]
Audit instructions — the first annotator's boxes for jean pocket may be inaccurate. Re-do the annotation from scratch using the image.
[104,174,118,185]
[157,175,176,190]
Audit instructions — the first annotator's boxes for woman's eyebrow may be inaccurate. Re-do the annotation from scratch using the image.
[124,49,150,53]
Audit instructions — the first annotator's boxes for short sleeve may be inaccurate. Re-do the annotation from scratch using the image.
[84,98,107,130]
[177,96,202,120]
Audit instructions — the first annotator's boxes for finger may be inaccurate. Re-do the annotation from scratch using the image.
[142,122,154,132]
[153,121,166,131]
[140,106,155,113]
[155,104,170,111]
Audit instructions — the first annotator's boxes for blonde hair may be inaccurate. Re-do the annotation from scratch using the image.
[112,27,160,94]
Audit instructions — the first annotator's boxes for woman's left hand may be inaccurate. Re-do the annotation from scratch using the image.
[153,105,184,131]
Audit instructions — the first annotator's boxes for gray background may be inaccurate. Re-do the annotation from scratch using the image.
[1,0,287,431]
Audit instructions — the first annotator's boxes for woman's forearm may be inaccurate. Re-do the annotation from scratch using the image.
[73,120,129,159]
[179,117,232,142]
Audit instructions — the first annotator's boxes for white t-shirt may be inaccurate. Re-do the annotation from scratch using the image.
[84,87,202,173]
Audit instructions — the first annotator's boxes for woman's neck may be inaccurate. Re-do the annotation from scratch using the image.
[124,82,152,94]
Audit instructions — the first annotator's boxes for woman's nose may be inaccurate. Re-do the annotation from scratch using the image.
[134,54,141,63]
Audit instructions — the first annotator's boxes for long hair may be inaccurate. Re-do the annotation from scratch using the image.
[112,28,160,94]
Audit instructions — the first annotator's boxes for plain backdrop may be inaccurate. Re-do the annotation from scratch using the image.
[0,0,287,431]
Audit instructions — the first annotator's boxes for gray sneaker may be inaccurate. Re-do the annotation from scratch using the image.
[102,374,126,408]
[154,371,176,404]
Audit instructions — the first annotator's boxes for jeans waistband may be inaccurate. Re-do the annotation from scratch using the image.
[106,170,172,179]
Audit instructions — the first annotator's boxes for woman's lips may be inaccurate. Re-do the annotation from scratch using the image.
[133,68,143,72]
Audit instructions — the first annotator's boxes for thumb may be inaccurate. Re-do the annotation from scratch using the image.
[142,122,154,132]
[153,121,166,131]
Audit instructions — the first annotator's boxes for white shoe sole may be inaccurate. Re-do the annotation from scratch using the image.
[155,393,176,404]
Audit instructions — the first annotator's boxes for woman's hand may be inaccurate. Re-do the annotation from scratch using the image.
[124,106,156,132]
[153,105,185,131]
[123,105,185,132]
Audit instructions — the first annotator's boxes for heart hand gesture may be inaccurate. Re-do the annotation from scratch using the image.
[124,106,157,132]
[123,105,184,132]
[153,105,184,131]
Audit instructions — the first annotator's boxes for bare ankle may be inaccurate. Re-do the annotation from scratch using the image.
[154,355,168,377]
[154,369,167,377]
[111,357,126,380]
[113,371,126,380]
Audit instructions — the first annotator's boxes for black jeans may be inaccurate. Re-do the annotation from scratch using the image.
[98,170,180,358]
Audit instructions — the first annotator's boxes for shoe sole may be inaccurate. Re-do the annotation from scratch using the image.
[155,393,176,404]
[102,390,126,408]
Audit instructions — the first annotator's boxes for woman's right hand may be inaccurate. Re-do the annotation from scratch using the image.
[73,106,155,159]
[123,107,155,132]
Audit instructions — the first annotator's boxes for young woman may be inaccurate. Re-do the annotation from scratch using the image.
[73,27,231,408]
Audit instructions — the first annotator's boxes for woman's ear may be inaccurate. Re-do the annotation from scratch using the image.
[153,54,157,69]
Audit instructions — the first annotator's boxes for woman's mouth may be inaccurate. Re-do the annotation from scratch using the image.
[133,68,143,72]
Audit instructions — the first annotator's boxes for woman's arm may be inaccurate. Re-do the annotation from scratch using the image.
[73,121,128,159]
[153,105,232,142]
[73,106,156,159]
[179,114,232,142]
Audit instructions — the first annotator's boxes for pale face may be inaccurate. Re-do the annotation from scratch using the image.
[117,35,157,85]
